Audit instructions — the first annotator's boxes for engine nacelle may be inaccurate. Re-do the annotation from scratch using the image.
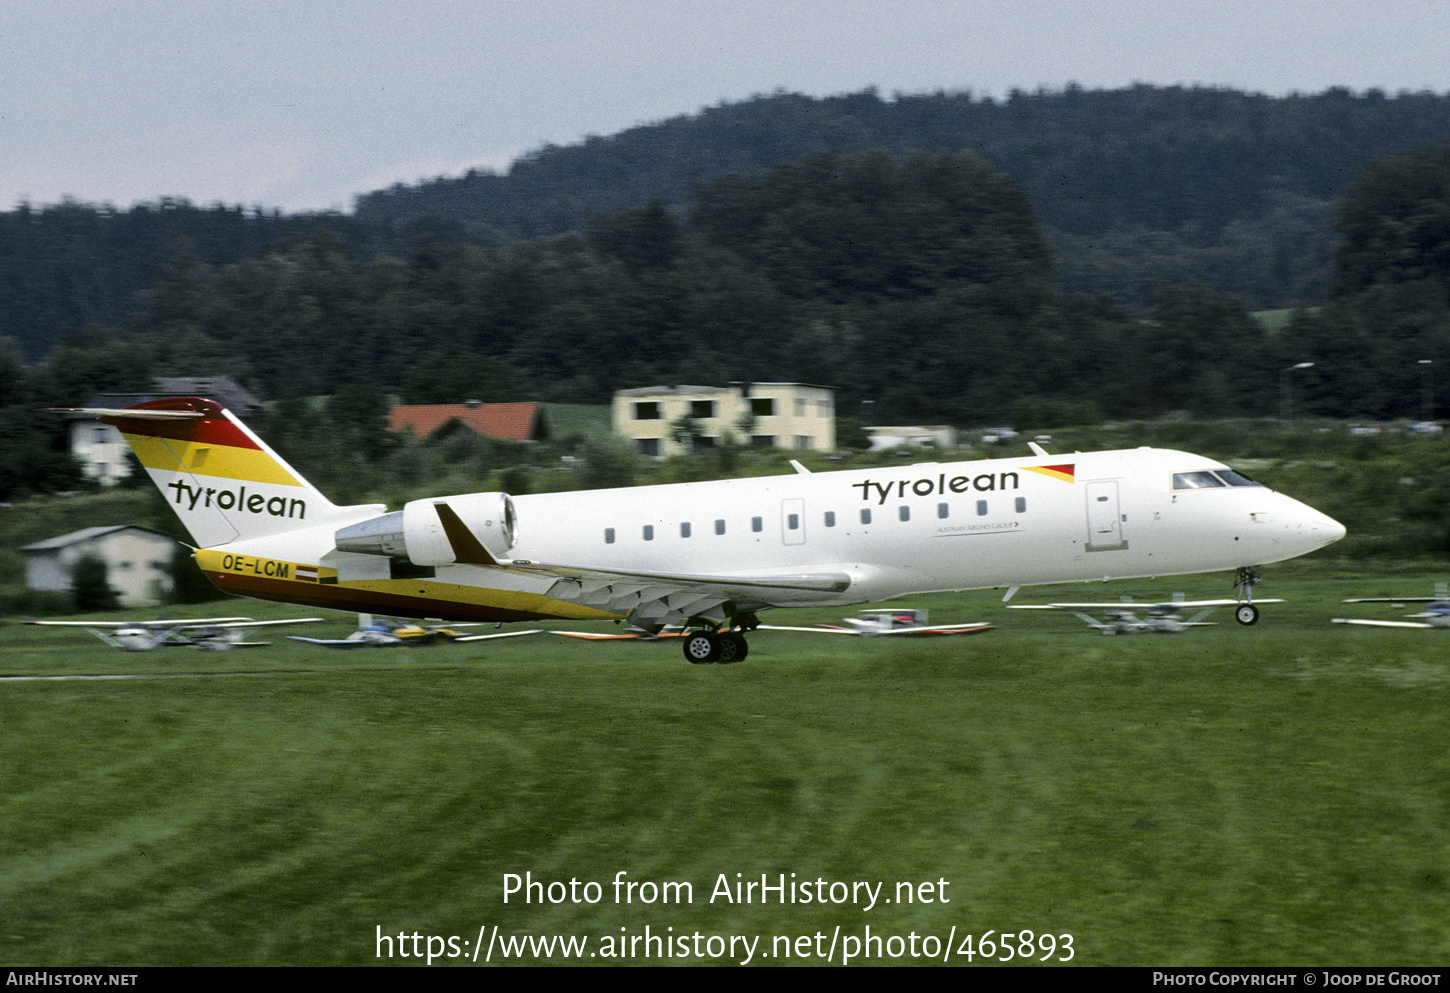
[335,492,517,566]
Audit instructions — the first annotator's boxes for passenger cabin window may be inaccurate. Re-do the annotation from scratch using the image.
[751,516,763,532]
[937,503,949,519]
[604,528,616,544]
[860,508,872,525]
[899,506,910,522]
[643,525,654,541]
[787,514,800,530]
[715,519,725,535]
[1015,497,1027,514]
[824,511,836,527]
[680,522,692,538]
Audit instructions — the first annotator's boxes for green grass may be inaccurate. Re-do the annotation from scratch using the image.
[3,574,1450,966]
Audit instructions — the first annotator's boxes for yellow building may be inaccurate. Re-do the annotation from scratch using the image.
[613,383,836,457]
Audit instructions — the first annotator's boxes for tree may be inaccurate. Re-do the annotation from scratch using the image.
[578,434,638,490]
[1334,140,1450,300]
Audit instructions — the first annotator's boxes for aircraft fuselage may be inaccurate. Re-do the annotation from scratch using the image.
[193,446,1344,624]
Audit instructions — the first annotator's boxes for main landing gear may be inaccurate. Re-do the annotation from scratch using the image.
[682,630,749,664]
[681,613,758,664]
[1234,566,1262,626]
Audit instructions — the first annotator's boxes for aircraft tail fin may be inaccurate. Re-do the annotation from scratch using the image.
[66,397,379,548]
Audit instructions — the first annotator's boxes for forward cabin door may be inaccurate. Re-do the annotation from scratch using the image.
[1085,480,1128,551]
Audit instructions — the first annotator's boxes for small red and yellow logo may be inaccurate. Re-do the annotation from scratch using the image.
[1023,464,1076,483]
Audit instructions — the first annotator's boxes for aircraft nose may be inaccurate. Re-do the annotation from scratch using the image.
[1297,505,1346,549]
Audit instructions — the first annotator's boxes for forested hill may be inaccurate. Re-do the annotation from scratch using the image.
[3,85,1448,363]
[354,86,1450,307]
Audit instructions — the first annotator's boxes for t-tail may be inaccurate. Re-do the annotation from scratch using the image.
[68,397,381,548]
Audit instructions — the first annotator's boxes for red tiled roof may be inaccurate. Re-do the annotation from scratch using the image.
[388,403,542,442]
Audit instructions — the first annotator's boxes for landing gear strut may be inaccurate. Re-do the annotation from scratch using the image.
[1234,567,1262,626]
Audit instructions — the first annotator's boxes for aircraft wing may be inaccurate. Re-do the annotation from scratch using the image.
[451,629,544,642]
[516,564,853,629]
[758,624,860,635]
[758,622,991,636]
[286,636,382,648]
[183,618,323,630]
[871,622,993,635]
[1341,597,1440,603]
[549,628,689,641]
[1010,599,1282,610]
[26,617,253,628]
[1331,618,1433,629]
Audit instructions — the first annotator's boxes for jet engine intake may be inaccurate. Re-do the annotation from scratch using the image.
[335,492,517,566]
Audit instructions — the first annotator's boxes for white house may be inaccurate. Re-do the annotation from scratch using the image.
[613,383,836,457]
[21,526,179,608]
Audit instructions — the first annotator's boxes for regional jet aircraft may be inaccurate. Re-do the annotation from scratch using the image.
[58,398,1345,663]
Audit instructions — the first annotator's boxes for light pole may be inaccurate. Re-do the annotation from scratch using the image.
[1419,359,1433,423]
[1280,362,1314,424]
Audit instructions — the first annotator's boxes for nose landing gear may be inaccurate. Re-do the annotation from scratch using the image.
[1235,567,1262,625]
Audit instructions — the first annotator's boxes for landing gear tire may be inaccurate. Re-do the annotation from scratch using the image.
[1235,604,1259,626]
[682,630,750,663]
[683,632,718,664]
[716,633,749,663]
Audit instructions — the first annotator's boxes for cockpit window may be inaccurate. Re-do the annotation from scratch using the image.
[1173,469,1266,490]
[1173,471,1226,489]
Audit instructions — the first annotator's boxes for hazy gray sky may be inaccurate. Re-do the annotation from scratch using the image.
[4,1,1448,213]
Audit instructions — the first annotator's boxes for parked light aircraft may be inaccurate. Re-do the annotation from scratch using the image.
[1334,587,1450,629]
[25,616,322,651]
[1008,597,1282,634]
[61,398,1346,663]
[761,608,992,637]
[289,613,543,647]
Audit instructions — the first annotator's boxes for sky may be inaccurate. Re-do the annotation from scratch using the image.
[3,0,1449,215]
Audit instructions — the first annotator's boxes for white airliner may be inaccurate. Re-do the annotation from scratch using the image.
[61,398,1346,663]
[25,616,322,651]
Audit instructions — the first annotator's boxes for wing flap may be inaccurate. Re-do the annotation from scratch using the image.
[520,565,853,628]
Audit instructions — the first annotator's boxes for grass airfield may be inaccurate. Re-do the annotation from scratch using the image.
[3,569,1449,966]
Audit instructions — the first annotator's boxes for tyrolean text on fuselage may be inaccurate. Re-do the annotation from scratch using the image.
[166,479,305,519]
[852,472,1019,505]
